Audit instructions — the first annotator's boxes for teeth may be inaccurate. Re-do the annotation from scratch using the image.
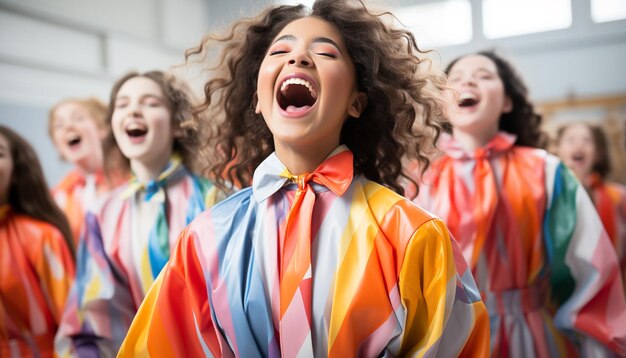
[459,92,476,101]
[280,78,317,98]
[127,123,145,131]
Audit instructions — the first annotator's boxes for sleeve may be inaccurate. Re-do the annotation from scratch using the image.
[54,213,135,358]
[397,218,490,357]
[544,160,626,356]
[118,227,223,357]
[34,225,76,324]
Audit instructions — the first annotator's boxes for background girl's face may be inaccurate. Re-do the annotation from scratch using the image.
[111,76,174,166]
[51,102,106,168]
[556,123,596,180]
[446,55,512,136]
[0,133,13,204]
[256,16,364,154]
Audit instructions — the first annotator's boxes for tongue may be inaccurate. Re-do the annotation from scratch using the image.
[286,105,311,113]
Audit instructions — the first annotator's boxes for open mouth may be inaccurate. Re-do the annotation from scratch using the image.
[458,92,479,107]
[126,123,148,138]
[67,135,82,148]
[571,153,586,164]
[277,77,318,113]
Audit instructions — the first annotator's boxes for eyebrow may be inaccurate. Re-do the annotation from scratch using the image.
[115,94,165,101]
[272,35,341,50]
[449,67,495,76]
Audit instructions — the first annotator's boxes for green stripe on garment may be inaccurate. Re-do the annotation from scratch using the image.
[545,163,577,305]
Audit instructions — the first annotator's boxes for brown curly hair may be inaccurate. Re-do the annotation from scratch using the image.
[105,71,202,173]
[445,50,547,148]
[187,0,446,195]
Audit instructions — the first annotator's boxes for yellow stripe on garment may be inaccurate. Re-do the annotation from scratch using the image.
[398,219,454,357]
[327,181,402,348]
[119,274,170,357]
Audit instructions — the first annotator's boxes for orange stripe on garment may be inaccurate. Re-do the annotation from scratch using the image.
[328,237,393,357]
[500,149,545,282]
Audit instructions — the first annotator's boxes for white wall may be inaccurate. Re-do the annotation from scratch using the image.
[0,0,211,186]
[1,0,625,185]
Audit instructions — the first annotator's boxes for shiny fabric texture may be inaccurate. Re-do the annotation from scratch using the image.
[410,132,626,357]
[52,169,126,247]
[119,146,490,357]
[588,175,626,296]
[54,157,220,357]
[0,206,76,357]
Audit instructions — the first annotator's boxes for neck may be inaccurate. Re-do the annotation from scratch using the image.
[274,141,338,175]
[130,155,172,183]
[452,126,498,152]
[75,154,104,175]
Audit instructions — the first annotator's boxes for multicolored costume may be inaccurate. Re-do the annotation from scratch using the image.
[408,132,626,357]
[0,205,75,357]
[588,174,626,296]
[119,146,489,357]
[52,170,126,247]
[54,156,221,357]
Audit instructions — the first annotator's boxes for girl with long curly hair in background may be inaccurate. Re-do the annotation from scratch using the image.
[54,71,223,356]
[406,50,626,356]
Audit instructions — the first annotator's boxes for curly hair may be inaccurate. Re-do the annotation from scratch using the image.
[556,122,611,179]
[445,50,546,148]
[0,125,74,258]
[187,0,446,195]
[105,71,202,172]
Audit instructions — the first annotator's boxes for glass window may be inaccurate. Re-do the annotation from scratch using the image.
[591,0,626,23]
[395,0,473,48]
[483,0,572,39]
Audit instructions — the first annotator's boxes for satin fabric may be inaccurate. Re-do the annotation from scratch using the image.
[0,206,75,357]
[119,145,490,357]
[588,175,626,297]
[54,157,221,357]
[52,169,127,247]
[410,132,626,357]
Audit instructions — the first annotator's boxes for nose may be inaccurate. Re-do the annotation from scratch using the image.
[288,51,312,67]
[460,76,477,87]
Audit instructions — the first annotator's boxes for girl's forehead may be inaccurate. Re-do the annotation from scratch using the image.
[275,16,344,44]
[117,77,164,97]
[564,123,593,137]
[450,55,497,73]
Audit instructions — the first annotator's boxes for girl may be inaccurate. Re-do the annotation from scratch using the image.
[120,1,489,357]
[54,71,222,356]
[556,122,626,296]
[0,125,75,357]
[408,51,626,356]
[49,97,129,245]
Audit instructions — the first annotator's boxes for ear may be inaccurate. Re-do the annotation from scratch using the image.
[347,91,367,118]
[502,95,513,114]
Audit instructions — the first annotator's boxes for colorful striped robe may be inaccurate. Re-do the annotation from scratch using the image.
[588,175,626,297]
[0,205,75,357]
[119,146,489,357]
[54,158,220,357]
[408,132,626,357]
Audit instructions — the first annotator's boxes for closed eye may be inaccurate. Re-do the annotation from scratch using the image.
[269,50,289,56]
[316,52,337,58]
